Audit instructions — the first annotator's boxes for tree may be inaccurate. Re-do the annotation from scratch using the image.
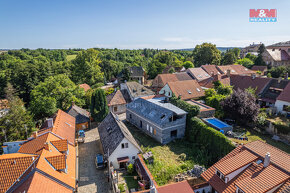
[183,61,194,69]
[254,44,266,66]
[90,88,109,122]
[222,51,237,65]
[232,48,240,59]
[193,43,221,67]
[0,84,34,145]
[168,67,175,73]
[237,58,254,69]
[221,89,260,124]
[72,49,104,85]
[30,74,85,119]
[245,53,257,62]
[268,66,289,78]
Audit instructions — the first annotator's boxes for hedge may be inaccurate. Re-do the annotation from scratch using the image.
[169,96,200,119]
[274,122,290,135]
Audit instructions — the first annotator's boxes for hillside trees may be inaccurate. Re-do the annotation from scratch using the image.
[254,44,266,66]
[30,74,85,119]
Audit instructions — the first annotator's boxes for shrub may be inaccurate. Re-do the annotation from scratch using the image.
[118,184,125,192]
[127,163,134,174]
[169,96,200,119]
[274,122,290,135]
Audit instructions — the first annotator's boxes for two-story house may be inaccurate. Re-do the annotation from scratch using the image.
[126,98,187,144]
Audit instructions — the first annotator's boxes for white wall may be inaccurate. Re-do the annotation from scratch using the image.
[109,104,126,114]
[159,84,172,98]
[3,141,26,154]
[108,138,141,169]
[226,163,251,182]
[275,100,290,115]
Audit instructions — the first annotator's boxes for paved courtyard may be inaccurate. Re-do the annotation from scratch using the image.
[78,125,111,193]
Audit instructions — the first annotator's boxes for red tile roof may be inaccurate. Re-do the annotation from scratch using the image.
[201,65,221,75]
[50,139,68,152]
[251,65,267,72]
[157,181,194,193]
[79,83,91,91]
[199,74,230,88]
[18,133,49,155]
[230,75,271,95]
[276,82,290,102]
[187,67,210,81]
[45,154,66,170]
[0,153,38,193]
[217,65,254,75]
[201,141,290,193]
[167,80,205,100]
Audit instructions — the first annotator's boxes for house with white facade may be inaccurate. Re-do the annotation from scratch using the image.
[106,90,127,114]
[275,82,290,114]
[98,112,142,169]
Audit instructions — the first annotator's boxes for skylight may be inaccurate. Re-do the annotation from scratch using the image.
[188,90,192,94]
[196,88,201,92]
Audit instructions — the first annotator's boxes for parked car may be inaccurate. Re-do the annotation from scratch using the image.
[78,130,85,143]
[95,153,106,169]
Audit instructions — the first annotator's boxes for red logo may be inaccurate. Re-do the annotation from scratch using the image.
[249,9,276,18]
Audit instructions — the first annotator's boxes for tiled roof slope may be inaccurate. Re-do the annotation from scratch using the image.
[268,41,290,47]
[277,82,290,102]
[201,141,290,193]
[152,73,192,89]
[230,75,271,95]
[0,153,38,193]
[199,74,230,88]
[107,90,127,106]
[46,154,66,170]
[50,139,68,152]
[67,104,90,124]
[126,82,155,98]
[201,65,221,75]
[18,133,49,155]
[266,49,290,61]
[217,65,254,75]
[13,171,72,193]
[187,67,210,81]
[130,66,144,77]
[251,65,267,71]
[157,180,194,193]
[167,80,205,100]
[98,112,142,157]
[79,83,91,91]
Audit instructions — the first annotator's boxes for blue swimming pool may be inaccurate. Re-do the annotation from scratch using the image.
[205,118,230,129]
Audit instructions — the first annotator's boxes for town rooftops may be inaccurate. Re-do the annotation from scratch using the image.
[199,74,230,89]
[265,49,290,61]
[79,83,91,91]
[125,81,155,99]
[67,104,90,124]
[98,112,142,157]
[187,67,210,81]
[152,73,193,89]
[261,79,289,103]
[251,65,267,72]
[166,80,205,100]
[201,140,290,193]
[267,40,290,47]
[106,90,127,106]
[277,82,290,102]
[230,75,271,95]
[217,65,254,75]
[201,65,221,75]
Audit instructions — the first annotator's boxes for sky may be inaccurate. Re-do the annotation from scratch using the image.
[0,0,290,49]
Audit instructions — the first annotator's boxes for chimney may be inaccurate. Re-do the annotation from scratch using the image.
[278,77,282,83]
[47,118,53,129]
[32,131,38,139]
[285,73,289,80]
[264,152,271,167]
[226,69,231,77]
[252,73,256,79]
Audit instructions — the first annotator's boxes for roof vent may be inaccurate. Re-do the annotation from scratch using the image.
[196,88,201,92]
[188,90,192,94]
[264,152,271,168]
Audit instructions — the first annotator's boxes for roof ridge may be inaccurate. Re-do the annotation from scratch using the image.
[245,140,290,156]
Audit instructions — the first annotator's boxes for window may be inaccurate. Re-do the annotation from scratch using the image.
[147,124,149,131]
[121,143,129,149]
[283,105,289,112]
[130,114,132,119]
[171,130,177,138]
[140,120,143,128]
[216,170,221,177]
[132,156,135,160]
[161,114,165,119]
[154,129,156,135]
[150,126,153,133]
[114,106,118,112]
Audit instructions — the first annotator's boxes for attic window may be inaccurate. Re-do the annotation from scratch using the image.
[107,127,112,134]
[256,159,263,165]
[161,114,166,119]
[188,90,192,94]
[196,88,201,92]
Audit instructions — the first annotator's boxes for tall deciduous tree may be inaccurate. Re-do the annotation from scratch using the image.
[222,51,237,65]
[90,88,109,122]
[254,44,266,66]
[193,43,221,67]
[221,89,260,124]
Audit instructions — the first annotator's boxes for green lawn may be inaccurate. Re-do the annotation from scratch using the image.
[230,129,290,154]
[125,121,206,186]
[122,171,139,190]
[66,54,77,61]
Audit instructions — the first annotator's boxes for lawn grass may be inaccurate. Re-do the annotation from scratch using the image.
[122,171,139,190]
[230,129,290,154]
[124,121,205,186]
[66,54,77,61]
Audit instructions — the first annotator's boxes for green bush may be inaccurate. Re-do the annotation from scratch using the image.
[127,163,134,174]
[118,184,125,192]
[274,122,290,135]
[169,96,200,118]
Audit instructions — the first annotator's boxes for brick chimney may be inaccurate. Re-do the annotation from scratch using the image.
[264,152,271,168]
[226,69,231,77]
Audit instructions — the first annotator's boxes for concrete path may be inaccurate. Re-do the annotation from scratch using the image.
[78,125,111,193]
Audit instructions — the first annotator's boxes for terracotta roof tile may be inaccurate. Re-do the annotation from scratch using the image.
[217,65,254,75]
[79,83,91,91]
[251,65,267,71]
[152,73,192,89]
[50,139,68,152]
[107,90,127,106]
[157,180,194,193]
[167,80,205,100]
[199,74,230,88]
[187,68,210,81]
[46,154,66,170]
[201,65,221,75]
[277,82,290,102]
[215,150,258,175]
[0,153,38,193]
[18,133,49,155]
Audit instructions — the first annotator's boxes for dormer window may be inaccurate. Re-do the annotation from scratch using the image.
[236,187,245,193]
[216,169,226,182]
